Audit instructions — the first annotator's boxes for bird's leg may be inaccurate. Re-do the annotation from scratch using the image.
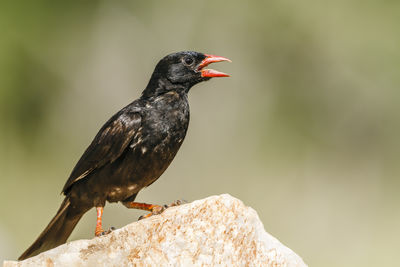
[95,207,104,236]
[94,207,106,236]
[124,201,166,213]
[94,207,115,236]
[123,201,167,220]
[123,200,187,220]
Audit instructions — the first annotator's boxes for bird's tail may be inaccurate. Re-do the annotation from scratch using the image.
[18,197,86,261]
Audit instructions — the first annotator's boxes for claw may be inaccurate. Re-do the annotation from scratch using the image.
[96,227,115,236]
[138,213,148,221]
[169,199,187,206]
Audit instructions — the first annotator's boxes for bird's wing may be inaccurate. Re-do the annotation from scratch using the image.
[62,110,142,193]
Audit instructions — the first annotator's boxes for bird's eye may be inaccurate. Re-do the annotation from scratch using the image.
[183,56,194,65]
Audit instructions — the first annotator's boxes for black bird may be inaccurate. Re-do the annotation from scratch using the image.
[19,51,230,260]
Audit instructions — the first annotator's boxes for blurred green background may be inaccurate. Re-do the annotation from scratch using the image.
[1,0,399,266]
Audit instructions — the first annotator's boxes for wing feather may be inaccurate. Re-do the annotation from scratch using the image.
[62,110,141,193]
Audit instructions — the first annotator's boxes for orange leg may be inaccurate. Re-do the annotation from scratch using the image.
[123,200,187,220]
[94,207,115,236]
[124,202,164,212]
[95,207,104,236]
[123,201,166,220]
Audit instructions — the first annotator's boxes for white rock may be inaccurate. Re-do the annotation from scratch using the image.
[4,194,307,267]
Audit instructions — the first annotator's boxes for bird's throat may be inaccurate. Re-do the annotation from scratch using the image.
[141,77,190,99]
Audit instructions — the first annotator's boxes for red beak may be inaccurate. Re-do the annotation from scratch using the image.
[197,54,231,78]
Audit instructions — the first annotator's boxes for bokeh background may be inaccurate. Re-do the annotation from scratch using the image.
[1,1,399,266]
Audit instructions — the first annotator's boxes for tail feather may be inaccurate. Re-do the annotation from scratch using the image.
[19,198,85,261]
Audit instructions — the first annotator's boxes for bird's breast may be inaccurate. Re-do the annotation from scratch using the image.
[134,95,189,150]
[122,92,190,186]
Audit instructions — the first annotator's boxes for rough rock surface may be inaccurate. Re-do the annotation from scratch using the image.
[4,194,307,267]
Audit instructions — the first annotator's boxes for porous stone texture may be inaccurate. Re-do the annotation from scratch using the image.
[4,194,307,267]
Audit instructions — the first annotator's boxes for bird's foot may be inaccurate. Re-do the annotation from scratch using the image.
[138,199,187,220]
[168,199,187,207]
[95,226,116,237]
[138,205,166,220]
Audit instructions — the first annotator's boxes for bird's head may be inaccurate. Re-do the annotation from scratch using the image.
[142,51,231,98]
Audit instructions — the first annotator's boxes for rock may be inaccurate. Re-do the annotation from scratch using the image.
[4,194,307,267]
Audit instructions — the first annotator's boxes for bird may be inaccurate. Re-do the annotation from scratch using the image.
[19,51,231,260]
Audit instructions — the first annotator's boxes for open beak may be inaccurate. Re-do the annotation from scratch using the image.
[197,54,231,77]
